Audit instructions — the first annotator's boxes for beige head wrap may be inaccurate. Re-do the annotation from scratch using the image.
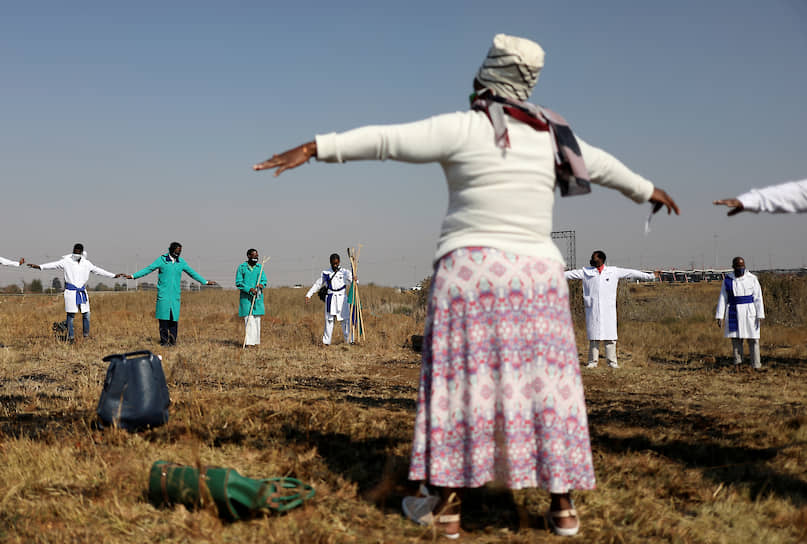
[475,34,545,101]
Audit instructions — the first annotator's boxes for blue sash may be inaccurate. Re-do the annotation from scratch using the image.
[65,282,88,307]
[723,277,754,333]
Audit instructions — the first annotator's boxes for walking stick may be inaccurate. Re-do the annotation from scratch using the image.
[243,256,270,349]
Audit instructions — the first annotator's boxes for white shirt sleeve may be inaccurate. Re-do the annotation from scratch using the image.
[39,259,65,271]
[0,256,19,267]
[753,277,765,319]
[616,267,655,281]
[715,281,727,319]
[737,179,807,214]
[89,261,116,279]
[564,269,585,280]
[306,274,324,298]
[315,113,467,164]
[577,138,655,203]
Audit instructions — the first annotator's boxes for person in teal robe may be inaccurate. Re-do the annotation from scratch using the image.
[128,242,216,345]
[235,248,268,346]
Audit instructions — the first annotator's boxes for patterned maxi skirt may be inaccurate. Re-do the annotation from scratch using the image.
[408,247,596,492]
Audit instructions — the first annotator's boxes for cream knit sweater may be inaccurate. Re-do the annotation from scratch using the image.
[316,110,654,264]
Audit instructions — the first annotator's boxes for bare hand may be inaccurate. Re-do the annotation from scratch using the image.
[114,273,126,278]
[250,287,258,296]
[305,296,311,304]
[124,274,134,280]
[27,263,40,269]
[713,198,745,216]
[207,280,217,286]
[18,258,25,265]
[716,319,722,328]
[253,141,316,177]
[649,187,680,215]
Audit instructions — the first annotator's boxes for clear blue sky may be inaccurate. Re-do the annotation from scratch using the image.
[1,0,805,288]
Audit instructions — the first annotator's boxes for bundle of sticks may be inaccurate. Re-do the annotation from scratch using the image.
[347,246,365,343]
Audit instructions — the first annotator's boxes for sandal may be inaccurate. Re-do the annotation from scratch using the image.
[546,501,579,537]
[436,513,461,540]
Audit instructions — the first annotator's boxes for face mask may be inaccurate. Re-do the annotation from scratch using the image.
[734,267,745,277]
[248,258,258,265]
[71,254,81,262]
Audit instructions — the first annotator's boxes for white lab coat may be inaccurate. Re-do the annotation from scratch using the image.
[39,254,116,313]
[565,265,655,340]
[715,272,764,339]
[306,267,354,319]
[737,179,807,214]
[0,256,20,267]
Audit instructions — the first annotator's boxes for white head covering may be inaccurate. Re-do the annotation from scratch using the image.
[476,34,545,101]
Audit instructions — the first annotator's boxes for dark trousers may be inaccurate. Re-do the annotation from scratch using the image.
[159,311,178,345]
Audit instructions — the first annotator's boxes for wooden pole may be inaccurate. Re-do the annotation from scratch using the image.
[243,256,270,349]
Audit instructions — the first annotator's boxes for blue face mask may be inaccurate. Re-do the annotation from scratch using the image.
[734,267,745,277]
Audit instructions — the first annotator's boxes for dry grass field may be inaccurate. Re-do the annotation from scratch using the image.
[0,277,805,543]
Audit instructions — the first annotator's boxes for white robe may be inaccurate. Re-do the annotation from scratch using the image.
[306,267,354,319]
[39,255,116,313]
[0,256,20,267]
[737,179,807,214]
[565,265,655,340]
[715,272,764,339]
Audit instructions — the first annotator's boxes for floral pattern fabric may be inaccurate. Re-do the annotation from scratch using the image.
[409,247,596,492]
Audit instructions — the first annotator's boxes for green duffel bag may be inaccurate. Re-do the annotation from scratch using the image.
[148,460,315,520]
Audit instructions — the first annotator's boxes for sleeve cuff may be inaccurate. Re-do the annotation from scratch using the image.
[315,133,341,163]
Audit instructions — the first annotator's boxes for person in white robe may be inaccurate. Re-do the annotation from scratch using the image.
[715,256,765,369]
[714,179,807,215]
[28,243,124,341]
[0,256,24,267]
[305,253,354,345]
[565,250,656,368]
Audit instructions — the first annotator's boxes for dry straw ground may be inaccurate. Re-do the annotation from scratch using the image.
[0,277,805,543]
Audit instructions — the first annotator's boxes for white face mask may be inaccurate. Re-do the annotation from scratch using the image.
[71,254,82,262]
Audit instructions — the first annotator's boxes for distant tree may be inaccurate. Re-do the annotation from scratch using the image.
[51,277,62,291]
[114,283,127,292]
[2,284,21,294]
[27,279,43,293]
[94,282,110,292]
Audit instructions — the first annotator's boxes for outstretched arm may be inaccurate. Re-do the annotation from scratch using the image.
[616,267,655,281]
[89,262,117,279]
[0,256,22,267]
[564,269,585,280]
[714,179,807,215]
[183,262,215,285]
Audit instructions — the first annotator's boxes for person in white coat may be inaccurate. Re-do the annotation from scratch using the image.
[28,243,125,342]
[714,179,807,215]
[305,253,354,345]
[715,256,765,369]
[565,250,655,368]
[0,256,24,268]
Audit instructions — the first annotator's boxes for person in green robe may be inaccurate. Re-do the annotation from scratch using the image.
[126,242,217,345]
[235,248,268,346]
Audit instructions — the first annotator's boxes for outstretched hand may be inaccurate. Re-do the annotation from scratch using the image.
[649,187,680,215]
[18,258,25,265]
[253,141,317,177]
[207,281,217,286]
[27,263,40,270]
[713,198,745,216]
